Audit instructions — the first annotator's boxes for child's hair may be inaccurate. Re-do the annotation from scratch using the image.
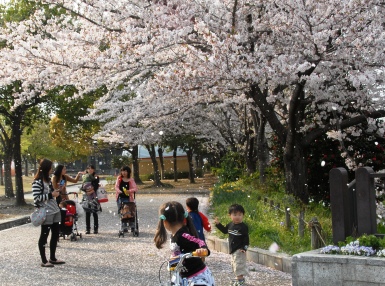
[228,204,245,215]
[186,197,199,212]
[59,201,67,208]
[154,201,198,249]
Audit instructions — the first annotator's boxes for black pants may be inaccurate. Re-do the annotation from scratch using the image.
[86,211,99,231]
[38,223,60,264]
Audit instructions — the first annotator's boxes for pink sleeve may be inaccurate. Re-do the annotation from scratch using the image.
[129,178,138,193]
[115,177,121,201]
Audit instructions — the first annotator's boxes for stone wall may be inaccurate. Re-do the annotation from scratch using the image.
[206,235,292,274]
[292,249,385,286]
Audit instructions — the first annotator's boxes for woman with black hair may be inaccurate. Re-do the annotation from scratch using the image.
[32,158,65,267]
[52,164,84,204]
[81,165,100,234]
[114,165,138,212]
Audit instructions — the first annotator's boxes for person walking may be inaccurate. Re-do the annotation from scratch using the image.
[32,158,65,267]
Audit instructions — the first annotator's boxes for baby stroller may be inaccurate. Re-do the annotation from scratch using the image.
[118,194,139,237]
[59,192,82,241]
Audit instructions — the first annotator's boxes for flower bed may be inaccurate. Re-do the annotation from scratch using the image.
[320,234,385,257]
[292,235,385,285]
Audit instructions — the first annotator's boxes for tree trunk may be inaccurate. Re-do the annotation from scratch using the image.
[173,147,178,182]
[3,153,14,198]
[244,108,257,174]
[130,145,143,185]
[33,156,37,176]
[197,155,204,170]
[283,141,309,203]
[256,114,269,183]
[186,148,195,183]
[0,157,4,186]
[23,156,29,176]
[13,116,26,206]
[158,147,165,179]
[146,144,162,187]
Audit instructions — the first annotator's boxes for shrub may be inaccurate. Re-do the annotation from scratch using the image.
[105,175,116,185]
[215,152,244,183]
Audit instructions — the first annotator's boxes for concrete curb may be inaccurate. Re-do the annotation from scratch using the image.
[206,235,292,274]
[0,216,30,231]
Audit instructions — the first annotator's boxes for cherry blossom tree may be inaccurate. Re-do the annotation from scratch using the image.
[1,0,384,203]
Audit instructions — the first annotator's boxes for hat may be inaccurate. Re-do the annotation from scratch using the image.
[83,182,93,190]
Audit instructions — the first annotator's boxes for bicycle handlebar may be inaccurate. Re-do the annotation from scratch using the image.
[168,249,208,271]
[159,249,209,285]
[191,249,208,257]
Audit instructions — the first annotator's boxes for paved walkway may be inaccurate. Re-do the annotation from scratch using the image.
[0,185,292,286]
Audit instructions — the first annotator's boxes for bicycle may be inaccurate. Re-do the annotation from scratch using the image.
[158,249,210,286]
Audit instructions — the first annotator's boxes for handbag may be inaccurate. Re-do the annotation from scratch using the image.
[96,186,109,203]
[30,206,47,227]
[75,201,84,218]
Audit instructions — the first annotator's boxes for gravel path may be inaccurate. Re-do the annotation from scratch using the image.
[0,193,292,286]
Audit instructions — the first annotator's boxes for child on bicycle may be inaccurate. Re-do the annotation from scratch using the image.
[154,201,215,285]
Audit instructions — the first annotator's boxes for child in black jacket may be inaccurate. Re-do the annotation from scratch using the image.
[214,204,249,286]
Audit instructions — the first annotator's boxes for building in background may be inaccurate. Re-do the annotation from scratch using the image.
[137,146,190,177]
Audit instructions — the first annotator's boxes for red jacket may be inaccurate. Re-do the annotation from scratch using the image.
[199,212,211,232]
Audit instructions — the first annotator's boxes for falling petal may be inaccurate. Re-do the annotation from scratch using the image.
[269,242,279,253]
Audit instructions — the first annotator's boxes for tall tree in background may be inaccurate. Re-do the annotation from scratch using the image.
[0,82,45,203]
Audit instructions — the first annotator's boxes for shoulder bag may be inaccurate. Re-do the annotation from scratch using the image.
[30,206,47,226]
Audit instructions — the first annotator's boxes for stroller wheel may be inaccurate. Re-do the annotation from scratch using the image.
[79,234,82,239]
[118,231,124,238]
[133,230,139,237]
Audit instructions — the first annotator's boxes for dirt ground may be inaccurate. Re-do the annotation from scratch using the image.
[0,174,218,220]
